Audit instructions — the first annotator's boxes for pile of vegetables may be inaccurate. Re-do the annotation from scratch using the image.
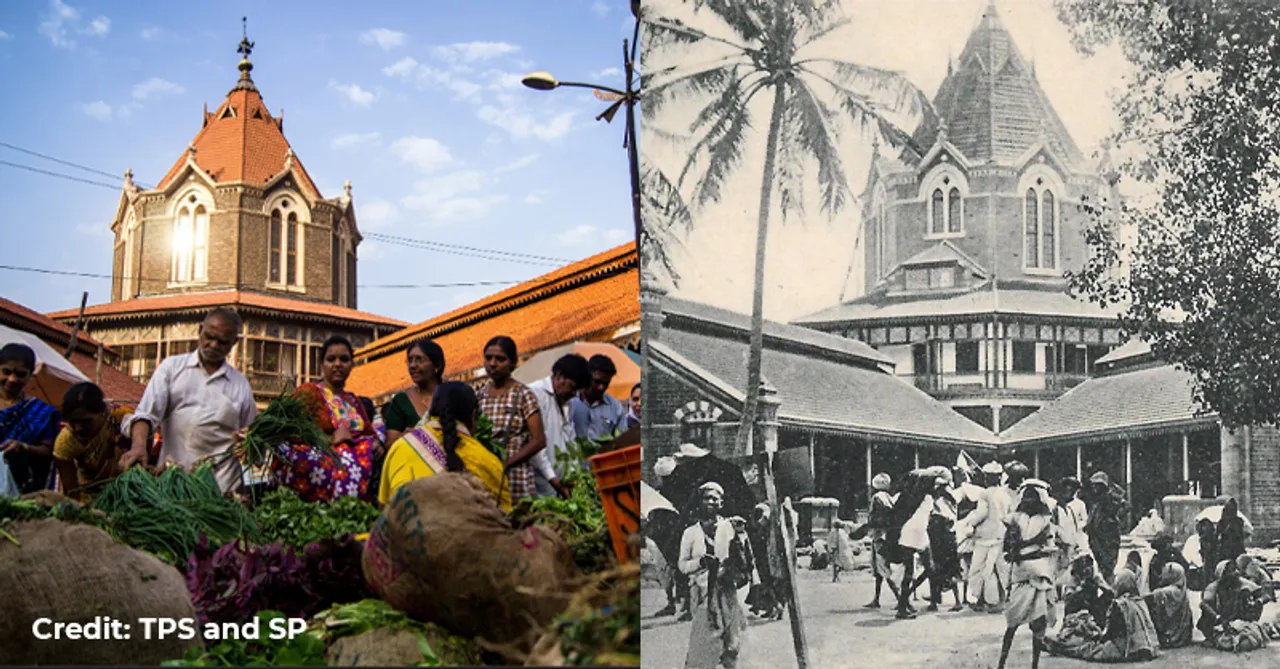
[511,437,613,573]
[162,611,327,667]
[473,411,505,462]
[553,566,641,667]
[0,497,109,545]
[185,535,372,626]
[312,599,480,666]
[234,392,332,469]
[89,465,257,564]
[251,489,380,549]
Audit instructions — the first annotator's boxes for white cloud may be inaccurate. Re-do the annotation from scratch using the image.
[358,200,398,231]
[79,101,113,121]
[591,1,611,17]
[401,170,507,223]
[330,81,376,106]
[139,26,166,41]
[359,240,389,261]
[0,30,11,40]
[592,67,622,79]
[40,0,81,48]
[331,132,382,150]
[433,41,520,63]
[494,154,539,174]
[383,57,419,78]
[390,136,454,173]
[131,77,184,101]
[557,225,629,246]
[86,16,109,36]
[523,191,546,205]
[361,28,406,51]
[476,106,576,141]
[484,70,525,91]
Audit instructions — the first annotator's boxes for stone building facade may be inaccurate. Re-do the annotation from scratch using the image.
[48,34,405,403]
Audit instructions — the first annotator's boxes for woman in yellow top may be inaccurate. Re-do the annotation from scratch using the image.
[53,382,133,502]
[378,381,512,512]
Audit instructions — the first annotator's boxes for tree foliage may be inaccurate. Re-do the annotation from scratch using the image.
[1057,0,1280,428]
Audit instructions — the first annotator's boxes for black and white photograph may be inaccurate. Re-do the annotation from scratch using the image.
[636,1,1280,668]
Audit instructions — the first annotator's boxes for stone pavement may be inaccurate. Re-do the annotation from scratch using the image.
[640,567,1280,669]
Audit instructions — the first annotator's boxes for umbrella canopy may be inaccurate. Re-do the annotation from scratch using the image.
[641,481,673,519]
[510,341,639,401]
[0,324,89,410]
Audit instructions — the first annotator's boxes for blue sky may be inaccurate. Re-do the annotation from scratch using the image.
[0,0,634,324]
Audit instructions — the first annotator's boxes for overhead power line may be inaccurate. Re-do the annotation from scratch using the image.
[0,141,154,189]
[0,264,521,291]
[0,159,123,190]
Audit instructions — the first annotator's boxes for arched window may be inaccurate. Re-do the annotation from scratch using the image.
[930,189,945,235]
[172,207,193,282]
[193,206,209,282]
[1024,189,1039,266]
[947,188,961,233]
[286,212,299,285]
[1023,183,1058,270]
[269,210,283,283]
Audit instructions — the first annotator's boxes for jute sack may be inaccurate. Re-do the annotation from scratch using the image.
[0,518,203,665]
[363,473,580,651]
[326,625,482,666]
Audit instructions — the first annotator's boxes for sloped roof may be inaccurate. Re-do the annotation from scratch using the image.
[154,80,322,199]
[1095,337,1152,366]
[0,296,144,404]
[911,2,1084,168]
[46,290,406,329]
[653,305,996,447]
[345,244,639,399]
[353,243,636,361]
[794,286,1117,325]
[1000,363,1216,445]
[662,296,893,369]
[889,240,989,276]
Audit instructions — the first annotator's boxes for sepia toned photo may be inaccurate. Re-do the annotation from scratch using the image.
[637,1,1280,668]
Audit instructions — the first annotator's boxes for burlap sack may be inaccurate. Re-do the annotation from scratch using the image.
[19,490,80,507]
[0,518,203,666]
[363,473,580,651]
[326,625,481,666]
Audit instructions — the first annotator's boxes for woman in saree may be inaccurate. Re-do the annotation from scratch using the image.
[679,482,749,669]
[1144,563,1192,649]
[1199,559,1268,651]
[51,382,132,502]
[272,336,382,503]
[996,479,1059,669]
[381,339,445,446]
[1045,569,1160,663]
[0,343,60,493]
[379,381,511,512]
[477,336,546,502]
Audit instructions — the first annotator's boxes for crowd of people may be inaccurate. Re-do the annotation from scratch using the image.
[842,461,1278,667]
[0,307,642,511]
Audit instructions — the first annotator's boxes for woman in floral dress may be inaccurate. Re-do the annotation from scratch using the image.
[272,335,382,503]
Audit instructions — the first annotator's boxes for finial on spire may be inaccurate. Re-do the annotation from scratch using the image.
[937,117,949,143]
[124,169,134,188]
[344,180,352,197]
[187,144,197,157]
[233,17,258,92]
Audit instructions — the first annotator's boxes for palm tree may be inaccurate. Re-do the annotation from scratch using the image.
[643,0,933,454]
[639,157,694,286]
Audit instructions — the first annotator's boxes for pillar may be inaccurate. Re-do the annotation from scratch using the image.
[638,267,666,462]
[756,377,781,456]
[1033,448,1041,479]
[808,431,817,485]
[865,441,873,501]
[913,446,920,470]
[1181,433,1190,484]
[1076,445,1082,480]
[1124,438,1133,515]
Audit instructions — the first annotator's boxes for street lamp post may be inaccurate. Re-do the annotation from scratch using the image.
[521,6,643,252]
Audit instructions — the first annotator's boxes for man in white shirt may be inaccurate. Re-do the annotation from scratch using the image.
[120,308,258,494]
[529,354,591,498]
[957,461,1017,612]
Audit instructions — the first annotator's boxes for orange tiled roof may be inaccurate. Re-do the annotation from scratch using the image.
[346,245,639,399]
[46,290,407,329]
[0,296,107,354]
[154,88,322,199]
[67,350,145,405]
[355,242,636,361]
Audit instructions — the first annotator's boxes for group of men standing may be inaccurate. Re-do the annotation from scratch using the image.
[866,459,1130,619]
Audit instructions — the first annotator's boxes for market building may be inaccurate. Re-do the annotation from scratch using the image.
[643,2,1279,544]
[347,242,639,406]
[47,33,405,402]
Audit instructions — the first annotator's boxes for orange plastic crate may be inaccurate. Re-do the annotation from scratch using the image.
[589,444,641,564]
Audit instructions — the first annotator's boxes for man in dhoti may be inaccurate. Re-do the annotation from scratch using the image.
[119,308,257,493]
[958,461,1015,612]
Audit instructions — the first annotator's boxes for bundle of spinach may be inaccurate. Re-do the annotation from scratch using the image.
[185,535,372,626]
[251,488,380,550]
[513,464,611,572]
[473,410,506,462]
[236,392,333,469]
[553,567,641,667]
[162,611,327,667]
[0,497,111,545]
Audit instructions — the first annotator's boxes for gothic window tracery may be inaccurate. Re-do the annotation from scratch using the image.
[1023,175,1059,270]
[171,191,211,284]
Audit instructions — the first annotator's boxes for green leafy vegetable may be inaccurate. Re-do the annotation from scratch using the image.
[310,600,479,667]
[238,392,333,469]
[162,611,327,667]
[473,411,506,462]
[252,488,379,549]
[512,464,611,573]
